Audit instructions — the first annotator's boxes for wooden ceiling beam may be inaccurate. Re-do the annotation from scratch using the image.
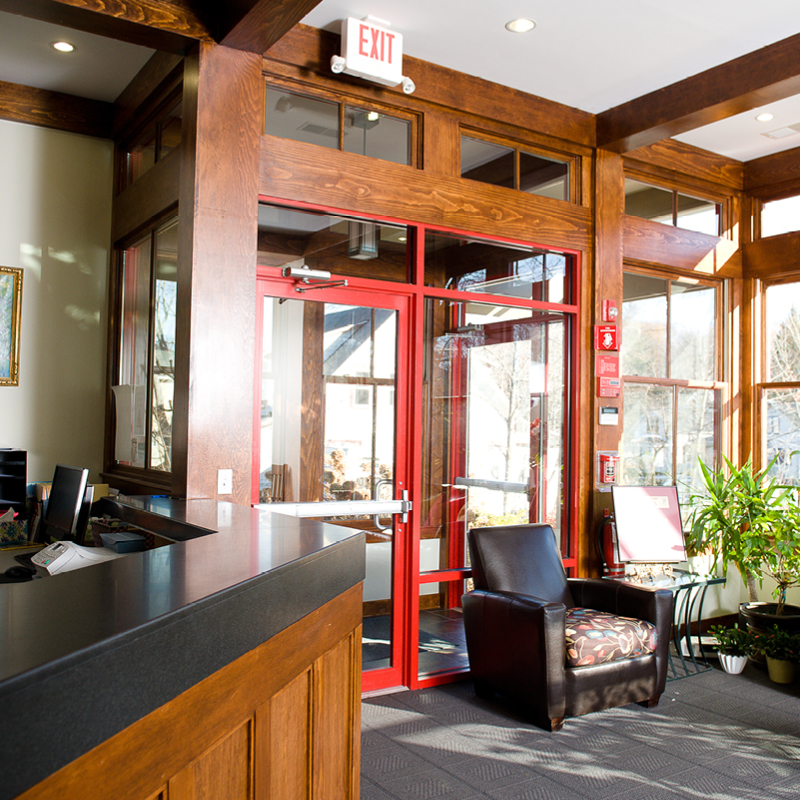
[0,0,211,52]
[597,32,800,153]
[0,79,113,137]
[193,0,325,53]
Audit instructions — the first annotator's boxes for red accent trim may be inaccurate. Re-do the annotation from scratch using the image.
[416,669,470,689]
[419,569,471,583]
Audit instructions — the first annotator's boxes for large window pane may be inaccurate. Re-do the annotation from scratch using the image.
[621,273,667,377]
[766,282,800,382]
[764,388,800,486]
[671,282,715,381]
[425,229,569,302]
[150,221,177,471]
[622,385,674,485]
[265,88,339,149]
[343,106,410,165]
[422,299,568,565]
[117,236,152,467]
[676,387,717,498]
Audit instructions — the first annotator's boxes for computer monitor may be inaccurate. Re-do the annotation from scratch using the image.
[36,464,92,545]
[610,485,687,563]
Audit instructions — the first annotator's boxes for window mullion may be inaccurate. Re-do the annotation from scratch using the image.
[145,231,158,471]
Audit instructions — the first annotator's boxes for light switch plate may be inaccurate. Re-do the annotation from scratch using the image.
[218,469,233,495]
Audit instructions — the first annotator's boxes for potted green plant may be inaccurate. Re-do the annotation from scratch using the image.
[708,624,755,674]
[686,455,800,633]
[756,625,800,684]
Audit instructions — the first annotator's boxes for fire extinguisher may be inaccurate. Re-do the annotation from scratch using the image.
[596,509,625,577]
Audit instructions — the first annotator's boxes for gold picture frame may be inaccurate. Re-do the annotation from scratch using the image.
[0,266,23,386]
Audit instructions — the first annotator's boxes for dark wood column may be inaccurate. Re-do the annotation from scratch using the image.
[174,43,261,503]
[587,150,624,573]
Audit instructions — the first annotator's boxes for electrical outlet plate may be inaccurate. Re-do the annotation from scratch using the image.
[218,469,233,495]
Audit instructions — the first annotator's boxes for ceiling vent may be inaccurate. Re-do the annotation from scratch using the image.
[762,123,800,140]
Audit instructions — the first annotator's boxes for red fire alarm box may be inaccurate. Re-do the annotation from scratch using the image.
[596,451,619,487]
[595,325,619,351]
[602,300,618,323]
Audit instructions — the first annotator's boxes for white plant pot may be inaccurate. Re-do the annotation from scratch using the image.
[718,653,747,675]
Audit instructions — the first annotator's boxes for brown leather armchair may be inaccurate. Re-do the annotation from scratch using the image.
[462,523,674,731]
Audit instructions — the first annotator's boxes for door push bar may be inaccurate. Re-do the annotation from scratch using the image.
[263,490,411,528]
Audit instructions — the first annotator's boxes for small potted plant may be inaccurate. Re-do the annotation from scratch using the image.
[709,624,755,674]
[756,625,800,684]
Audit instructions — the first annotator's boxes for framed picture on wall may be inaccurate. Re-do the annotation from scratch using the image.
[0,266,23,386]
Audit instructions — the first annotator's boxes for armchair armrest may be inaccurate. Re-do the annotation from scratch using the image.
[462,589,566,724]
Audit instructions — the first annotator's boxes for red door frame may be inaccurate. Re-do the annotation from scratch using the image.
[255,195,581,692]
[254,269,415,693]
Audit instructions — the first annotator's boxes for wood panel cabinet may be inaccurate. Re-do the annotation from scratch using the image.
[18,584,362,800]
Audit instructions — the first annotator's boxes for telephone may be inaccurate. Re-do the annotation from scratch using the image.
[31,541,121,575]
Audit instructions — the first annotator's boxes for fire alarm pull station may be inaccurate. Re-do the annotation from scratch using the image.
[602,300,618,323]
[596,451,619,490]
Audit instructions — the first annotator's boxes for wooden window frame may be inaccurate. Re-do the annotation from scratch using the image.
[105,209,179,491]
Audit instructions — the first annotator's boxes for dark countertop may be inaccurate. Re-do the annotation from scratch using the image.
[0,497,365,800]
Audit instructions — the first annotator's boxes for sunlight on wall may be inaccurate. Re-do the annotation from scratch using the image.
[0,119,113,483]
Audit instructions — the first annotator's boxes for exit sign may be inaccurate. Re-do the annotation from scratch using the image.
[341,17,404,86]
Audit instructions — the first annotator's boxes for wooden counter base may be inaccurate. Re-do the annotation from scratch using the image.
[19,583,362,800]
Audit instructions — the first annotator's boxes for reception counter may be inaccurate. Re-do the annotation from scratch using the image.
[0,497,365,800]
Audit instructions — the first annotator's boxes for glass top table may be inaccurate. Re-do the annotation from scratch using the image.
[614,569,727,680]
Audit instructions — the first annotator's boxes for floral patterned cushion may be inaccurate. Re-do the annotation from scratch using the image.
[565,607,658,667]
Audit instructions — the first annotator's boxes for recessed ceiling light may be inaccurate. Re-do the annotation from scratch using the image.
[756,113,774,122]
[53,41,75,53]
[505,18,535,33]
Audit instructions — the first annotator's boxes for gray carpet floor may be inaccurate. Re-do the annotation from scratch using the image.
[361,664,800,799]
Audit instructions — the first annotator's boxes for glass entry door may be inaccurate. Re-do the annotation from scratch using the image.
[255,279,410,689]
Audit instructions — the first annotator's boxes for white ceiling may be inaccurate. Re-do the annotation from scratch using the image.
[3,2,800,161]
[0,11,152,103]
[303,0,800,162]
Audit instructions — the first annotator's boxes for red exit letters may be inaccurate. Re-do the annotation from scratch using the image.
[359,24,396,63]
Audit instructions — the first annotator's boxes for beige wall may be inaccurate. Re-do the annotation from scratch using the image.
[0,119,112,483]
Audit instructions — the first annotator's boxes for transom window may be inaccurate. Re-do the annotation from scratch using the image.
[264,86,414,166]
[624,178,721,236]
[760,194,800,238]
[460,134,571,201]
[121,92,182,191]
